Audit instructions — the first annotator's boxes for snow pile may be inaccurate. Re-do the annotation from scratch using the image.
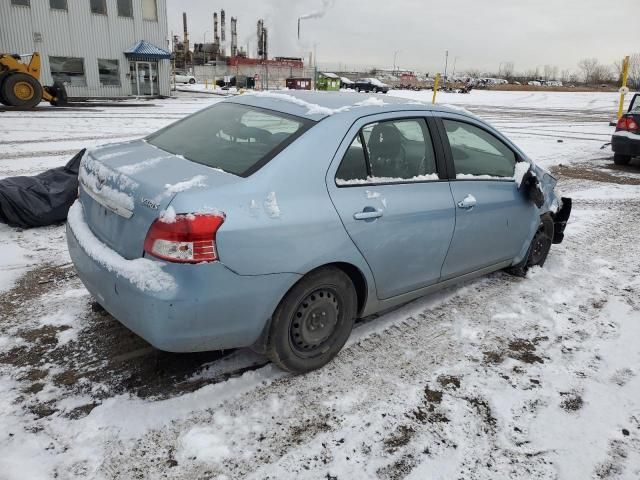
[67,202,176,292]
[248,91,351,116]
[118,156,169,175]
[612,130,640,140]
[97,149,135,161]
[159,206,177,224]
[177,426,231,465]
[83,150,138,191]
[514,161,532,187]
[264,192,281,218]
[336,173,440,185]
[355,97,387,107]
[163,175,208,195]
[78,164,135,212]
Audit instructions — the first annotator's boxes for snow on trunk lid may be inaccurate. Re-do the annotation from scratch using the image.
[78,141,236,260]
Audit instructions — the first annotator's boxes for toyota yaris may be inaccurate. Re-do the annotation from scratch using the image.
[67,91,571,373]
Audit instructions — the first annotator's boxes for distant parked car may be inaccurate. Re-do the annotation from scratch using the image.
[67,91,571,374]
[340,77,355,89]
[355,78,389,93]
[174,71,196,84]
[612,93,640,165]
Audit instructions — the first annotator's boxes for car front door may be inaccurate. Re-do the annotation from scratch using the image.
[437,116,537,279]
[327,114,456,300]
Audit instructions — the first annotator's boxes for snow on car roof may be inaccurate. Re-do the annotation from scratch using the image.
[228,91,463,121]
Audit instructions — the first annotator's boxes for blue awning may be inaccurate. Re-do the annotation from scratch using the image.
[124,40,171,61]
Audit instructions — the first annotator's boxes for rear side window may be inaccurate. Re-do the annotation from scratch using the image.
[443,120,516,179]
[147,103,313,177]
[629,95,640,113]
[336,118,438,185]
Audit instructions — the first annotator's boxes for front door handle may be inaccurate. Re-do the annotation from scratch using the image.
[354,208,383,221]
[457,194,477,210]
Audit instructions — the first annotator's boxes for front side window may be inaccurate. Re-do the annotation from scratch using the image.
[117,0,133,17]
[336,118,438,185]
[147,103,312,177]
[90,0,106,15]
[142,0,157,21]
[50,0,66,9]
[98,59,120,86]
[443,120,516,179]
[50,56,86,86]
[11,0,30,5]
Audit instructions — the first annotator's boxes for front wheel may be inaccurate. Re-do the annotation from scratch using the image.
[507,214,554,277]
[266,267,357,374]
[613,153,631,165]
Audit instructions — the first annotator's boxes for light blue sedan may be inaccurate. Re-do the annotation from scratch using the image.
[66,91,571,373]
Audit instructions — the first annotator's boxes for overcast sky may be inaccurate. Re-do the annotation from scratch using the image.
[167,0,637,74]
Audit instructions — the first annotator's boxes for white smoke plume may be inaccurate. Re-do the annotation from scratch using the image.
[299,0,336,21]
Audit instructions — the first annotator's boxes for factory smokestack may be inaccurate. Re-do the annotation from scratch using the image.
[231,17,238,57]
[182,12,189,54]
[214,12,219,44]
[257,19,268,61]
[221,9,226,43]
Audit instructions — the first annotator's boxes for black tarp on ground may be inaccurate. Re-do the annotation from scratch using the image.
[0,149,84,228]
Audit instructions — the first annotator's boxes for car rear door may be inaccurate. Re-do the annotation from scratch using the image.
[326,113,455,300]
[435,115,537,279]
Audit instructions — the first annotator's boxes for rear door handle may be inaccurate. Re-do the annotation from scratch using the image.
[354,208,383,221]
[457,194,477,210]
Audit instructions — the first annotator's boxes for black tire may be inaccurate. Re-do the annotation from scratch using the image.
[507,214,554,277]
[47,82,68,106]
[613,154,631,166]
[0,78,8,106]
[2,73,43,108]
[266,267,357,374]
[189,78,196,84]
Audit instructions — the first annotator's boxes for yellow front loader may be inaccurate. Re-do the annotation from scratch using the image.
[0,52,67,108]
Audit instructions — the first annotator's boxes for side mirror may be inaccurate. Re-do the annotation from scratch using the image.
[518,167,545,208]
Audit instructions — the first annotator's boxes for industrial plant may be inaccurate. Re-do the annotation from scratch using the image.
[172,10,309,90]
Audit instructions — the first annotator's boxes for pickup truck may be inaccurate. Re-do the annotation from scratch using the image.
[612,93,640,165]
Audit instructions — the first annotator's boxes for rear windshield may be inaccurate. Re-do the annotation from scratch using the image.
[147,102,313,177]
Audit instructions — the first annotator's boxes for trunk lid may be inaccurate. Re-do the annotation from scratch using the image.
[78,140,238,260]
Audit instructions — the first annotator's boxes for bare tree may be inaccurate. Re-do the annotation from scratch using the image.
[628,53,640,89]
[465,68,481,79]
[561,69,572,83]
[578,58,600,84]
[543,65,559,81]
[501,61,515,80]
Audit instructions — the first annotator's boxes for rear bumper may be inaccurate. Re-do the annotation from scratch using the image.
[67,223,300,353]
[612,134,640,157]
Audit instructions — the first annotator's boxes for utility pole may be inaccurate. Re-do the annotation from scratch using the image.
[443,50,449,90]
[393,50,400,74]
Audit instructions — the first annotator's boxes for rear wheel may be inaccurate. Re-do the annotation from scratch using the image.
[2,73,43,108]
[266,267,357,374]
[189,78,196,84]
[613,153,631,165]
[507,214,554,277]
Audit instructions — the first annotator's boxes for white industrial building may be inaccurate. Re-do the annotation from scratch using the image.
[0,0,171,98]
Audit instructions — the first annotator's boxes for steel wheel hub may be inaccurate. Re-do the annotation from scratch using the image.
[291,289,340,353]
[530,225,550,264]
[14,82,34,100]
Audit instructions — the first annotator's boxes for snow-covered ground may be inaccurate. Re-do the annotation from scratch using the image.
[1,90,639,479]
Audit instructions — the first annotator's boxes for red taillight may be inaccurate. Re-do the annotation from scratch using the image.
[617,116,639,132]
[144,213,225,263]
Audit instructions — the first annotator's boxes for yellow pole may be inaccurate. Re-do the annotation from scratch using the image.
[205,78,208,89]
[432,73,441,104]
[618,55,630,119]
